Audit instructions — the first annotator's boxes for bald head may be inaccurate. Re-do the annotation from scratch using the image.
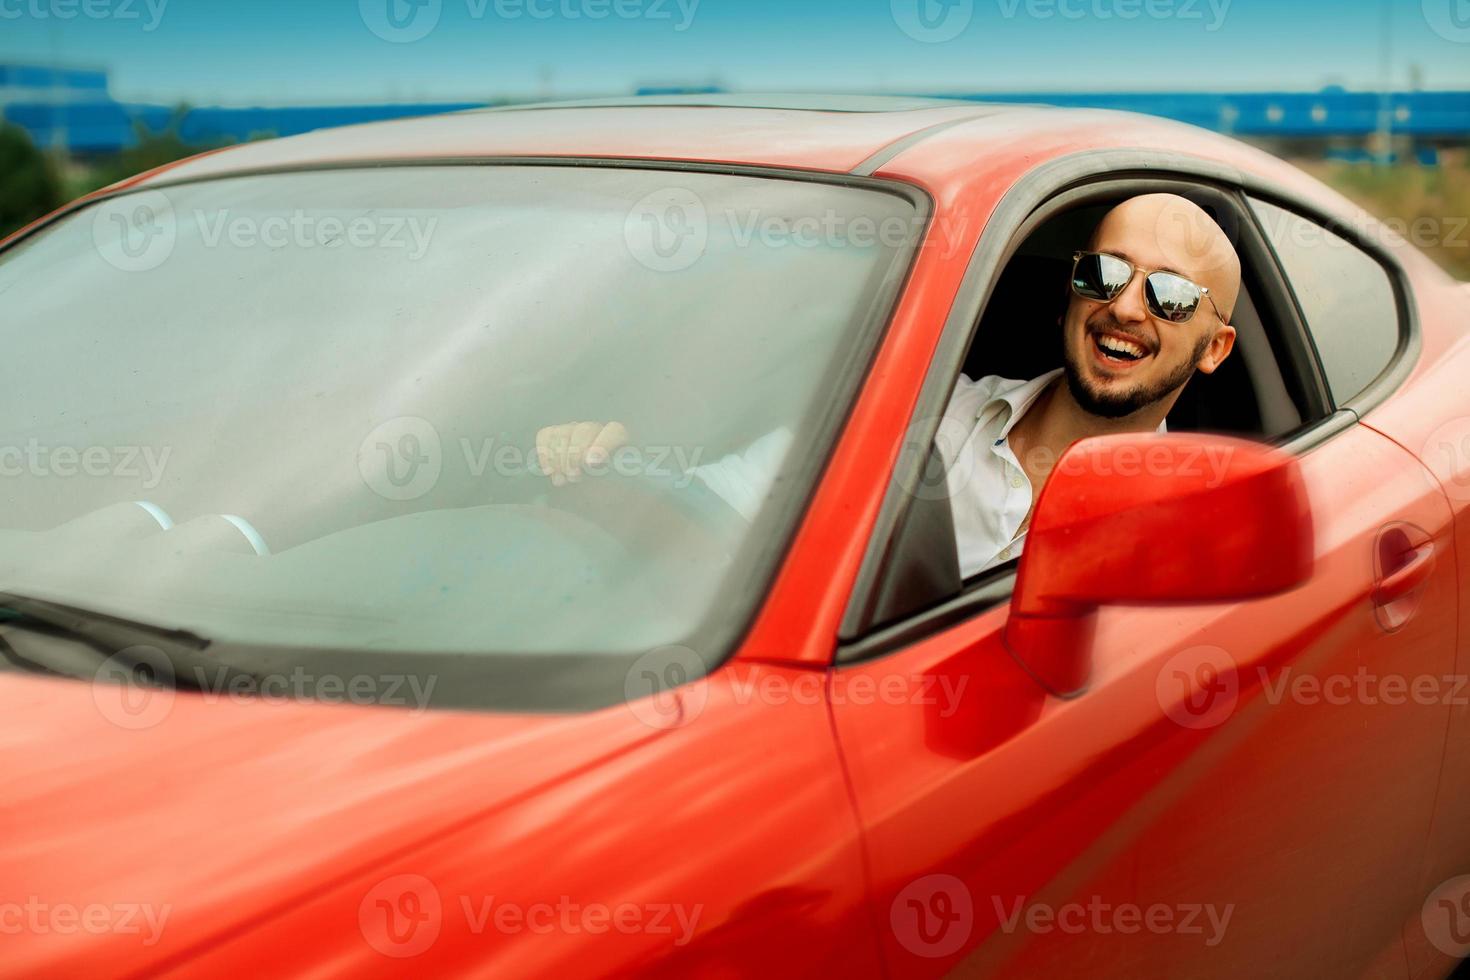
[1088,193,1241,323]
[1058,193,1242,422]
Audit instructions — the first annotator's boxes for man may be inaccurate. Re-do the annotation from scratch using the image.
[536,193,1240,577]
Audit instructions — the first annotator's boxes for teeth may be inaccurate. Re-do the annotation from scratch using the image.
[1098,335,1147,359]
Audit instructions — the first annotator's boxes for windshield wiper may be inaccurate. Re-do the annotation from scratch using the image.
[0,591,213,684]
[0,591,210,650]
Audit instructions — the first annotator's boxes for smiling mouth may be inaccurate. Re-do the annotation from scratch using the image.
[1091,331,1152,365]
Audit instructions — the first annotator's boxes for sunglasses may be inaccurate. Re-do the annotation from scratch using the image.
[1070,251,1227,325]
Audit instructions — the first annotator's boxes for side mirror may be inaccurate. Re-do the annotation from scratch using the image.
[1003,433,1314,698]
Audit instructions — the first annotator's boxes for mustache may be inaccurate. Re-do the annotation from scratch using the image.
[1085,315,1158,354]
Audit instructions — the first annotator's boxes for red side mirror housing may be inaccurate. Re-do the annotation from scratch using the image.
[1003,433,1315,698]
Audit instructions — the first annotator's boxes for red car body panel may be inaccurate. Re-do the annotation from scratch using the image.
[5,664,877,979]
[4,101,1468,978]
[833,424,1458,978]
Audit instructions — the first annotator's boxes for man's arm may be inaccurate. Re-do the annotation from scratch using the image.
[535,421,793,522]
[534,377,1002,515]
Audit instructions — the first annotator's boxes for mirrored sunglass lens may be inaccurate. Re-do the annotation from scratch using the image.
[1073,253,1132,300]
[1145,272,1203,323]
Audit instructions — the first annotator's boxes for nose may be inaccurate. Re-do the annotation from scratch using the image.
[1109,271,1149,325]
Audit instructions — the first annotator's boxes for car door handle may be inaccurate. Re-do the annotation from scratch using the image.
[1373,542,1436,607]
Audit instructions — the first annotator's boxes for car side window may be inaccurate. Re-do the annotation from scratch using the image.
[1249,197,1400,407]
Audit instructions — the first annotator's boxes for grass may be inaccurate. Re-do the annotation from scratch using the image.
[1297,150,1470,280]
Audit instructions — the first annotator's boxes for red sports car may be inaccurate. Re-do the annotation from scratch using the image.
[3,95,1470,979]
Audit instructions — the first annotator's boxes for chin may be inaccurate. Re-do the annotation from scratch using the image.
[1065,359,1162,420]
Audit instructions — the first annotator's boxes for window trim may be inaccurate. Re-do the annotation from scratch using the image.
[835,149,1420,666]
[1242,192,1417,417]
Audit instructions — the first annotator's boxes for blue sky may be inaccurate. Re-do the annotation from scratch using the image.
[1,0,1467,106]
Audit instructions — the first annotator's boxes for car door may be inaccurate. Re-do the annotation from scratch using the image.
[1248,198,1470,978]
[828,187,1458,979]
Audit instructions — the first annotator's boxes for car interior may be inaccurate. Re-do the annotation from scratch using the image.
[841,185,1335,644]
[966,194,1311,441]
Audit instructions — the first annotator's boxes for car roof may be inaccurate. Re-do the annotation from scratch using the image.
[133,96,1023,183]
[134,94,1314,206]
[475,93,980,113]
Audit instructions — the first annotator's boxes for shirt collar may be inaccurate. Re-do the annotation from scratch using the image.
[979,368,1065,444]
[977,367,1170,445]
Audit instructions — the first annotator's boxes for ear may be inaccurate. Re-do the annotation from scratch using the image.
[1194,324,1237,375]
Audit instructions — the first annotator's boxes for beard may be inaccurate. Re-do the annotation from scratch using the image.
[1064,323,1212,421]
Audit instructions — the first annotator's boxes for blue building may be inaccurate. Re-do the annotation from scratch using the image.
[3,64,1468,159]
[0,64,482,154]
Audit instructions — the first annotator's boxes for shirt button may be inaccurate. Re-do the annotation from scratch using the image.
[1000,547,1012,560]
[1010,476,1024,489]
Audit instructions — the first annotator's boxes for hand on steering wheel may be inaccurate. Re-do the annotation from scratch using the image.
[533,420,744,562]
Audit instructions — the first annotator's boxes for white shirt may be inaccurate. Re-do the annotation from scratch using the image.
[690,369,1164,578]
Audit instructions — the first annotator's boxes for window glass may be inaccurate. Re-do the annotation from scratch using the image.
[1250,198,1400,405]
[0,166,916,668]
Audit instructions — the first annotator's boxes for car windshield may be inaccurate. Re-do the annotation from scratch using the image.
[0,164,916,671]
